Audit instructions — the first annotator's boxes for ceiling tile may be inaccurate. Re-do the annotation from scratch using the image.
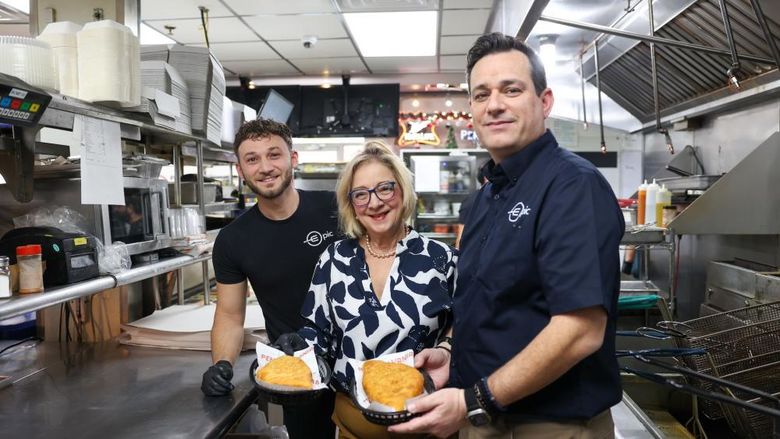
[221,59,301,77]
[443,0,494,9]
[441,9,491,35]
[141,0,233,20]
[440,55,466,71]
[243,14,347,40]
[365,56,438,74]
[440,35,479,55]
[224,0,337,15]
[270,39,358,59]
[200,41,280,61]
[144,17,257,44]
[288,57,368,75]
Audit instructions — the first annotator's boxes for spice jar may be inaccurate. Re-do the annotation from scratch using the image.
[0,256,10,298]
[17,245,44,294]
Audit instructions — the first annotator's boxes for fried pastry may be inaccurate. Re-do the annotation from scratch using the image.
[257,355,313,389]
[363,360,424,411]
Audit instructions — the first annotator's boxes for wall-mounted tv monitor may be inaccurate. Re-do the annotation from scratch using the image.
[297,84,400,137]
[257,88,294,123]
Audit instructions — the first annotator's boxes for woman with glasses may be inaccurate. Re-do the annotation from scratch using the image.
[273,141,457,439]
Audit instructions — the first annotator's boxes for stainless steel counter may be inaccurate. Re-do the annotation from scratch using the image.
[0,341,257,438]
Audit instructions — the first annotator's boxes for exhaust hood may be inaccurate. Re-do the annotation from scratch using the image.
[538,0,780,125]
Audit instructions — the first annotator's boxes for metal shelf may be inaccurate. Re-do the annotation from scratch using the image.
[621,225,667,245]
[420,232,457,239]
[182,202,239,214]
[418,214,458,220]
[0,253,212,321]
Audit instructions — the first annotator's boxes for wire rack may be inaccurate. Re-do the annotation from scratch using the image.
[659,301,780,429]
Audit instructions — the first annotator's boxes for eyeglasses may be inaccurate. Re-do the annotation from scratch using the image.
[349,181,397,206]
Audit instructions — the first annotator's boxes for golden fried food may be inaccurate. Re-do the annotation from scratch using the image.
[257,356,313,389]
[363,360,424,411]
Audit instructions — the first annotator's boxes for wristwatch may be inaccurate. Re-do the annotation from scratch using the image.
[464,385,491,426]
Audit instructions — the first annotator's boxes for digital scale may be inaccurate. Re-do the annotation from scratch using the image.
[0,72,51,127]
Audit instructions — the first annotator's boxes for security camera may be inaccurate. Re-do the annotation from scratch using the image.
[302,35,318,49]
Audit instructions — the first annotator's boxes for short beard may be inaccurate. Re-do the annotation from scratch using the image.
[243,165,293,199]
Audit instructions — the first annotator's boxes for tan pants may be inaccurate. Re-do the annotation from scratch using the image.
[332,392,428,439]
[462,409,615,439]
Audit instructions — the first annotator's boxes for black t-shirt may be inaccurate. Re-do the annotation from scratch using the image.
[212,190,339,341]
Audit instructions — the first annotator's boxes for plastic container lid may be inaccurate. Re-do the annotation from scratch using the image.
[39,21,82,35]
[16,245,42,256]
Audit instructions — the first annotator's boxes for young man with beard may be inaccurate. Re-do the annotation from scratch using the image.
[390,33,624,439]
[200,119,338,439]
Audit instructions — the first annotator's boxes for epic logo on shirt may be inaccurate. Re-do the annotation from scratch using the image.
[507,202,532,223]
[303,230,334,247]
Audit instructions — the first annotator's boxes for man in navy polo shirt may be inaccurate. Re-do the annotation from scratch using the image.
[390,32,624,438]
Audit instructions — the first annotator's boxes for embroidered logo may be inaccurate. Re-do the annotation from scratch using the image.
[303,230,334,247]
[507,202,531,223]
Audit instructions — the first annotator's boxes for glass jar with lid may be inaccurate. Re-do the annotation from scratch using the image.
[17,245,44,294]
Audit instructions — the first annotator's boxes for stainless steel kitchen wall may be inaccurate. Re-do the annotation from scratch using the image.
[643,99,780,319]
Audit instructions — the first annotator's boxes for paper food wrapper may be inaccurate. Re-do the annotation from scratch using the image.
[349,349,428,413]
[254,342,327,391]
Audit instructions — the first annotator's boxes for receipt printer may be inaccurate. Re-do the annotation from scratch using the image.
[0,226,99,287]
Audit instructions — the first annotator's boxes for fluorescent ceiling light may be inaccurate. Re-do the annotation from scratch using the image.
[344,11,437,57]
[538,35,557,71]
[0,0,29,13]
[140,23,176,45]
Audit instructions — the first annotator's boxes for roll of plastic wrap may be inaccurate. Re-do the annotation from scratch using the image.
[38,21,81,97]
[0,36,57,90]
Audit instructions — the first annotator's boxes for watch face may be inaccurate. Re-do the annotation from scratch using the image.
[468,409,491,427]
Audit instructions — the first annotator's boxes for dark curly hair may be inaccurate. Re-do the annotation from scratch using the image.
[466,32,547,96]
[233,118,293,155]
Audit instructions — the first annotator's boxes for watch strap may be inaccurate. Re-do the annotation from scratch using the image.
[463,385,481,412]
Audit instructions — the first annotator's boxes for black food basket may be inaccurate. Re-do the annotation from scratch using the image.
[250,356,332,406]
[349,370,435,426]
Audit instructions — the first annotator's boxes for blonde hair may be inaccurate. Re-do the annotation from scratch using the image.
[336,141,416,238]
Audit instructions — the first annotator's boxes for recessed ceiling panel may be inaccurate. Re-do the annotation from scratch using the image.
[441,9,491,35]
[443,0,493,9]
[224,0,337,15]
[270,39,358,59]
[200,41,280,61]
[440,35,479,55]
[221,59,301,76]
[289,57,368,75]
[243,14,347,40]
[141,0,233,20]
[365,56,438,73]
[440,55,466,71]
[144,17,257,44]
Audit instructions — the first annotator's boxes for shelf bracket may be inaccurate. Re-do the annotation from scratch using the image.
[0,125,42,203]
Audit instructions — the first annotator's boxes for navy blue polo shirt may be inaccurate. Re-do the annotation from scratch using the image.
[450,130,625,421]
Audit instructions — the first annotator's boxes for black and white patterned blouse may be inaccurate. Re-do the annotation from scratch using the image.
[299,229,457,392]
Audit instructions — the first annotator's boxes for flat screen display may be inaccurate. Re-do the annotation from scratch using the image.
[258,89,295,123]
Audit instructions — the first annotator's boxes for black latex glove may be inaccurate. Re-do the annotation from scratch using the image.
[272,333,308,355]
[201,360,234,396]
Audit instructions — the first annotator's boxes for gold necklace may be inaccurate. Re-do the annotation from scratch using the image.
[364,228,410,259]
[365,235,396,259]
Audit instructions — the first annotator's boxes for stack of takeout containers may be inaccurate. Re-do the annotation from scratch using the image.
[37,21,81,97]
[0,35,57,90]
[77,20,140,106]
